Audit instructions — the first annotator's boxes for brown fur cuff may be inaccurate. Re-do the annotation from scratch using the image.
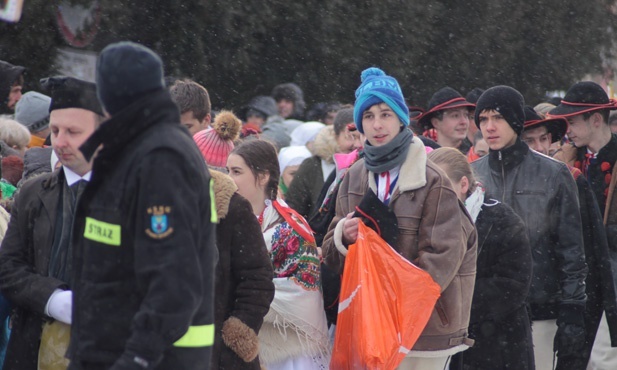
[222,316,259,362]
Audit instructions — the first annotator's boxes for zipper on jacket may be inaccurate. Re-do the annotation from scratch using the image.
[499,151,506,201]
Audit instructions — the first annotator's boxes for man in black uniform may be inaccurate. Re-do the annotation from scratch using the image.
[67,42,217,370]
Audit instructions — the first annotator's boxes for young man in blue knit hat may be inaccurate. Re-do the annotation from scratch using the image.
[472,86,587,370]
[323,67,476,370]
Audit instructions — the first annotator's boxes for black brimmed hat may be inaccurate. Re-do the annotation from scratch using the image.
[408,105,425,119]
[549,81,617,118]
[40,76,103,115]
[523,105,567,143]
[417,87,475,128]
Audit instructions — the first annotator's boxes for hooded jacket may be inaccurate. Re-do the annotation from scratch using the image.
[0,61,25,114]
[271,83,306,121]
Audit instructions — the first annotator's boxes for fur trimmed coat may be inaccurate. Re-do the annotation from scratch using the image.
[209,170,275,370]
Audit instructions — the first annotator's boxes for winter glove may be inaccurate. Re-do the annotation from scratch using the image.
[352,190,399,247]
[222,316,259,362]
[45,289,72,325]
[553,304,586,357]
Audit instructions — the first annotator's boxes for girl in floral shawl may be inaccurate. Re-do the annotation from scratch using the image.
[227,140,330,370]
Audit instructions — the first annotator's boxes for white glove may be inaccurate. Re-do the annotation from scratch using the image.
[46,290,72,325]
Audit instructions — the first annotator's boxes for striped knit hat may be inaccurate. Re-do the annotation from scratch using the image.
[193,110,241,171]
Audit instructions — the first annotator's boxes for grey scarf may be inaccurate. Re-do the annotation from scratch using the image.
[363,128,413,173]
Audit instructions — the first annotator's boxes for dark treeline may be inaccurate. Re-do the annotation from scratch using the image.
[1,0,616,110]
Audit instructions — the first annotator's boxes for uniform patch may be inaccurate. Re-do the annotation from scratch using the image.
[84,217,121,246]
[146,206,174,239]
[209,179,219,224]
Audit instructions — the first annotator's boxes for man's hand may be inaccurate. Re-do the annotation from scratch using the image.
[342,212,359,245]
[554,321,585,356]
[47,290,72,325]
[554,304,586,357]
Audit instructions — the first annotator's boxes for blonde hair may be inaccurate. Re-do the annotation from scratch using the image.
[0,117,31,151]
[428,147,477,195]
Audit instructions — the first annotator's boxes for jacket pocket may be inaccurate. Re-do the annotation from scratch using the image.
[77,280,139,357]
[436,299,449,327]
[514,190,546,196]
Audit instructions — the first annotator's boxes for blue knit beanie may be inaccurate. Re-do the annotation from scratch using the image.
[353,67,409,134]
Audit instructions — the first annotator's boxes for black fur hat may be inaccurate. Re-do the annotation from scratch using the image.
[40,76,103,116]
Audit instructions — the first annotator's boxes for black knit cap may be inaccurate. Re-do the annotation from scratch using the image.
[523,105,567,143]
[474,86,525,135]
[417,87,475,128]
[40,76,103,116]
[549,81,617,118]
[96,41,165,115]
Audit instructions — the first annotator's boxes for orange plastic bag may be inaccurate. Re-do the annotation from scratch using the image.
[331,222,441,369]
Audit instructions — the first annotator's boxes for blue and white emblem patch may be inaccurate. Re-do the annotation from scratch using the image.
[146,206,174,239]
[151,214,168,234]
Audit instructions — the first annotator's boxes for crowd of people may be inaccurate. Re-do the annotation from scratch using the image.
[0,40,616,370]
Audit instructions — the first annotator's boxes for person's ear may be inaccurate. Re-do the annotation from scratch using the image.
[431,117,440,130]
[258,172,270,188]
[460,175,470,196]
[591,112,603,128]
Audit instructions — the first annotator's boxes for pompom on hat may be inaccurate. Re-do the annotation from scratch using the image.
[548,81,617,118]
[353,67,409,133]
[193,110,241,171]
